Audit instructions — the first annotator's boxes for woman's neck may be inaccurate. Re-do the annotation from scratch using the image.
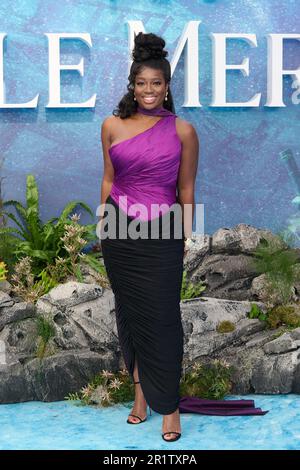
[137,104,164,115]
[136,104,174,117]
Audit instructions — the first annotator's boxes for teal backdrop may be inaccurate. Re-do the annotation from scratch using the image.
[0,0,299,240]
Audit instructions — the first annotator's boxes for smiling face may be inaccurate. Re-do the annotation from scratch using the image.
[134,67,168,109]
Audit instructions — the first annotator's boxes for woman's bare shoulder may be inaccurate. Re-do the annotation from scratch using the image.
[175,116,198,143]
[101,115,123,144]
[102,115,121,131]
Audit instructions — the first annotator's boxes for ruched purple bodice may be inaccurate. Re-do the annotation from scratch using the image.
[108,105,182,221]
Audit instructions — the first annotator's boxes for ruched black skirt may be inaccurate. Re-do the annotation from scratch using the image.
[100,194,185,415]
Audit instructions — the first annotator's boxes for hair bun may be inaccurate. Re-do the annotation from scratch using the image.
[132,32,168,62]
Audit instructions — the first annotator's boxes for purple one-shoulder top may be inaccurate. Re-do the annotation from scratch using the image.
[108,105,182,221]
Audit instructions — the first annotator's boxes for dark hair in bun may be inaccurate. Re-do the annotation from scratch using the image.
[132,32,168,62]
[113,32,175,118]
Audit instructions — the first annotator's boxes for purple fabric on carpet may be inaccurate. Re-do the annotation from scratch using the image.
[178,396,269,416]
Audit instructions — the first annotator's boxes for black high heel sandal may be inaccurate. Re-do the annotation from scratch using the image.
[127,380,152,424]
[162,431,181,442]
[162,408,181,442]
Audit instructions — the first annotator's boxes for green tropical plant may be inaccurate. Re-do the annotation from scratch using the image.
[248,303,267,322]
[0,174,97,275]
[34,268,59,292]
[181,270,206,300]
[0,157,19,273]
[10,256,47,303]
[0,261,8,281]
[180,359,233,400]
[66,359,235,408]
[81,252,107,276]
[35,314,56,359]
[247,302,300,330]
[0,235,19,276]
[9,215,106,301]
[76,252,111,289]
[65,369,135,406]
[250,233,300,306]
[0,155,6,229]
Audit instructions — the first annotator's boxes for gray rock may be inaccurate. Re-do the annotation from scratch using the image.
[181,297,266,363]
[290,328,300,340]
[263,333,299,355]
[181,296,300,395]
[183,224,294,303]
[0,350,118,403]
[36,287,118,353]
[0,361,35,402]
[188,254,258,301]
[211,224,282,255]
[292,359,300,393]
[0,317,39,362]
[40,281,103,309]
[0,340,6,365]
[24,350,118,402]
[0,226,300,404]
[0,280,12,295]
[212,224,261,254]
[251,274,296,306]
[0,302,35,331]
[251,352,298,393]
[245,330,278,348]
[0,291,14,308]
[0,282,122,402]
[183,234,210,271]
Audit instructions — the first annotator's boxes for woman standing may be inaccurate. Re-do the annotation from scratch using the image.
[100,32,199,442]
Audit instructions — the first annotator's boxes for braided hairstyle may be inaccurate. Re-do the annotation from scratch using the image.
[113,32,175,119]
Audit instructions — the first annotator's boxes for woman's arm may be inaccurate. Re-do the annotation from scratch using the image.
[99,116,115,220]
[176,119,199,241]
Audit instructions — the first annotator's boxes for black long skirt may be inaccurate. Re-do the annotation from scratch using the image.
[100,194,185,415]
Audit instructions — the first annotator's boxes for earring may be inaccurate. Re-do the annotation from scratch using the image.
[165,91,168,101]
[133,95,136,101]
